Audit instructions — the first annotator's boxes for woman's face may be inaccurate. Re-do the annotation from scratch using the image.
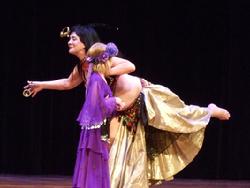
[68,32,86,56]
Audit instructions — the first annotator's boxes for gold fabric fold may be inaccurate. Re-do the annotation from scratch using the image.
[109,84,211,187]
[142,84,211,133]
[147,128,205,184]
[109,118,148,188]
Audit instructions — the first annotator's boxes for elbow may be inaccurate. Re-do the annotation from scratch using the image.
[126,60,136,73]
[63,79,73,90]
[130,62,136,72]
[64,78,82,90]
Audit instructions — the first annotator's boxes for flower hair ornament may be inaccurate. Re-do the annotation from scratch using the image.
[86,42,119,65]
[85,42,118,90]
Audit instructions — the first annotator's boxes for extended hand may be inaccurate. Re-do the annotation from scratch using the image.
[140,78,152,87]
[23,80,43,97]
[115,97,125,111]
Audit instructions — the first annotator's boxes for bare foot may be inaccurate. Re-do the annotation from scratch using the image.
[208,103,231,120]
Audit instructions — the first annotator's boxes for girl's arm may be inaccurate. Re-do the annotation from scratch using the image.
[109,57,135,75]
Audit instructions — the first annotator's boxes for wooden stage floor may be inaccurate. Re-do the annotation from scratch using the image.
[0,175,249,188]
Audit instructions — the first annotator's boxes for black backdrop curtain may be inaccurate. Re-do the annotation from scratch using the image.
[1,0,250,180]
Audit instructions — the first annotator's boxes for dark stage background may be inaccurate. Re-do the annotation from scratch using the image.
[1,0,250,181]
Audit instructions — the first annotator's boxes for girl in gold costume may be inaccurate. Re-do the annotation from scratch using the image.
[108,74,230,187]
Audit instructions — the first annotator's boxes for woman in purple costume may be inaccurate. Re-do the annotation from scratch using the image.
[73,42,124,188]
[23,25,135,188]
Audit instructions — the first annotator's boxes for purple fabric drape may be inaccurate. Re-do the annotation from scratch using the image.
[77,72,116,129]
[73,72,116,188]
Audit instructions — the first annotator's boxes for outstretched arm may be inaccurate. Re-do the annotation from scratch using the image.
[23,65,83,97]
[24,56,135,98]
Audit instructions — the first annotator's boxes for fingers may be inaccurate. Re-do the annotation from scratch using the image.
[24,81,32,89]
[116,103,121,111]
[23,80,38,97]
[116,102,125,111]
[31,91,36,97]
[27,80,33,86]
[24,80,33,89]
[140,78,152,87]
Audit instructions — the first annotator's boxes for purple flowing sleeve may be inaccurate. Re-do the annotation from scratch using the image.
[77,73,116,129]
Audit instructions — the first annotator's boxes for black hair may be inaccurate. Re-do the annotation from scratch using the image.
[71,24,101,51]
[70,25,101,79]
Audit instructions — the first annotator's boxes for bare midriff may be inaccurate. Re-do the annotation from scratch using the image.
[114,74,142,110]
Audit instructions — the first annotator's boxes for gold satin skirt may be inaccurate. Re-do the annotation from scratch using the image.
[109,84,211,188]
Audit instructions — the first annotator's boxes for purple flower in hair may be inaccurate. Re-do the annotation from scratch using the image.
[106,42,118,57]
[97,52,109,62]
[86,42,119,64]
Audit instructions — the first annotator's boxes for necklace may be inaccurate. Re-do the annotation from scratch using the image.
[80,57,86,63]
